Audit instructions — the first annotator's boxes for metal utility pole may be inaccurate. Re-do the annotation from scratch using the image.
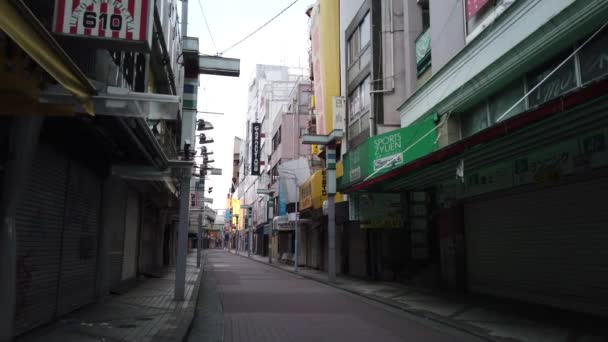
[301,130,343,283]
[248,208,253,257]
[294,176,300,273]
[197,175,205,268]
[197,212,203,268]
[181,0,188,35]
[175,166,192,301]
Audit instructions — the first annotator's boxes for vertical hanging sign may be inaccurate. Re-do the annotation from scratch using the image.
[53,0,154,51]
[251,123,261,175]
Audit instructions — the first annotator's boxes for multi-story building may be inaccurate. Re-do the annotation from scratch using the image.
[267,80,312,262]
[232,65,307,256]
[339,0,608,318]
[0,0,219,338]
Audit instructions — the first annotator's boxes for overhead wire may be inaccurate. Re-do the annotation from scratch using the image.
[197,0,218,53]
[220,0,299,55]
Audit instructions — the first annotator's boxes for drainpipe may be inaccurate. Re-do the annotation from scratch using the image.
[181,0,188,36]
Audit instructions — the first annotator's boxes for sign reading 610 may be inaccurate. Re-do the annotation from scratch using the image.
[83,11,123,30]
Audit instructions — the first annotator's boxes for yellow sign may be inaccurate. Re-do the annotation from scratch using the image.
[231,198,241,229]
[311,0,340,135]
[311,144,320,155]
[300,178,313,210]
[300,169,345,210]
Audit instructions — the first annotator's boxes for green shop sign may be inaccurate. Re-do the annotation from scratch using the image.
[340,113,438,188]
[436,128,608,203]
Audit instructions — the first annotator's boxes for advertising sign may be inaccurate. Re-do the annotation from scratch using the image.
[53,0,153,51]
[190,192,197,208]
[340,114,438,187]
[278,182,287,216]
[359,193,402,229]
[251,123,261,175]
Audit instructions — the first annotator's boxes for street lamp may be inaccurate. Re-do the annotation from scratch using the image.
[301,129,343,283]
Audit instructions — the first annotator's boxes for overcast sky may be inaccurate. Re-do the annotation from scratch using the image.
[186,0,311,211]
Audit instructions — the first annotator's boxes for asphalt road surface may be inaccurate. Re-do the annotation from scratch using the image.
[187,250,483,342]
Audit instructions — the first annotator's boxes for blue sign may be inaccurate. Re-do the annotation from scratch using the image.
[278,182,287,216]
[224,209,232,221]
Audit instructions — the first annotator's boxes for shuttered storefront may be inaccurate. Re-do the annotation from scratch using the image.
[464,175,608,317]
[15,145,68,334]
[121,189,140,280]
[103,179,128,292]
[15,144,103,333]
[309,227,320,269]
[57,161,102,315]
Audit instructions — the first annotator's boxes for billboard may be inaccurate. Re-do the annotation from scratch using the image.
[250,123,261,175]
[53,0,154,51]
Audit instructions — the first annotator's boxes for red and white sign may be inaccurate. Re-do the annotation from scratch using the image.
[53,0,152,45]
[466,0,491,19]
[190,192,198,207]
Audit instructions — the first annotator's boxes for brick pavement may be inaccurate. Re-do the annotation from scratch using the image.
[18,252,202,342]
[230,249,608,342]
[197,249,481,342]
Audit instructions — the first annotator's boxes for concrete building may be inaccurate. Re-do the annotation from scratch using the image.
[340,0,608,318]
[231,65,308,256]
[0,0,227,338]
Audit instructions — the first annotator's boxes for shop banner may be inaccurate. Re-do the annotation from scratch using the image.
[251,123,261,175]
[340,113,438,188]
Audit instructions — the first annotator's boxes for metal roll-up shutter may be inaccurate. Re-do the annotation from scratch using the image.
[103,179,128,291]
[121,189,140,280]
[57,161,102,315]
[310,227,320,269]
[14,145,68,334]
[464,175,608,317]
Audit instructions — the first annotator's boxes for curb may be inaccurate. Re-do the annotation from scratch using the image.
[178,256,206,342]
[150,256,205,342]
[230,250,499,342]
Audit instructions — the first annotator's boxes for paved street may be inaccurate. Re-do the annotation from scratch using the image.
[187,250,483,342]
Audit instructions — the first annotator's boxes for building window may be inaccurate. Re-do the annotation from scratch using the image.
[527,52,577,108]
[489,79,526,122]
[360,12,371,48]
[299,127,308,137]
[272,127,282,152]
[465,0,517,43]
[271,165,279,184]
[579,29,608,85]
[347,11,371,66]
[461,102,490,138]
[348,76,371,121]
[347,76,371,144]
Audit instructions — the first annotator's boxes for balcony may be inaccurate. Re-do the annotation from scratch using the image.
[415,27,431,76]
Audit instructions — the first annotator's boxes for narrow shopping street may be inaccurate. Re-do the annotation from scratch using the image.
[187,250,482,342]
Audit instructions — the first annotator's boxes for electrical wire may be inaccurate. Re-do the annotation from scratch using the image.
[495,19,608,122]
[220,0,299,55]
[197,0,218,53]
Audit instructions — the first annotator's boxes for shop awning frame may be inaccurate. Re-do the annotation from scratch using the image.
[0,0,96,114]
[346,79,608,193]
